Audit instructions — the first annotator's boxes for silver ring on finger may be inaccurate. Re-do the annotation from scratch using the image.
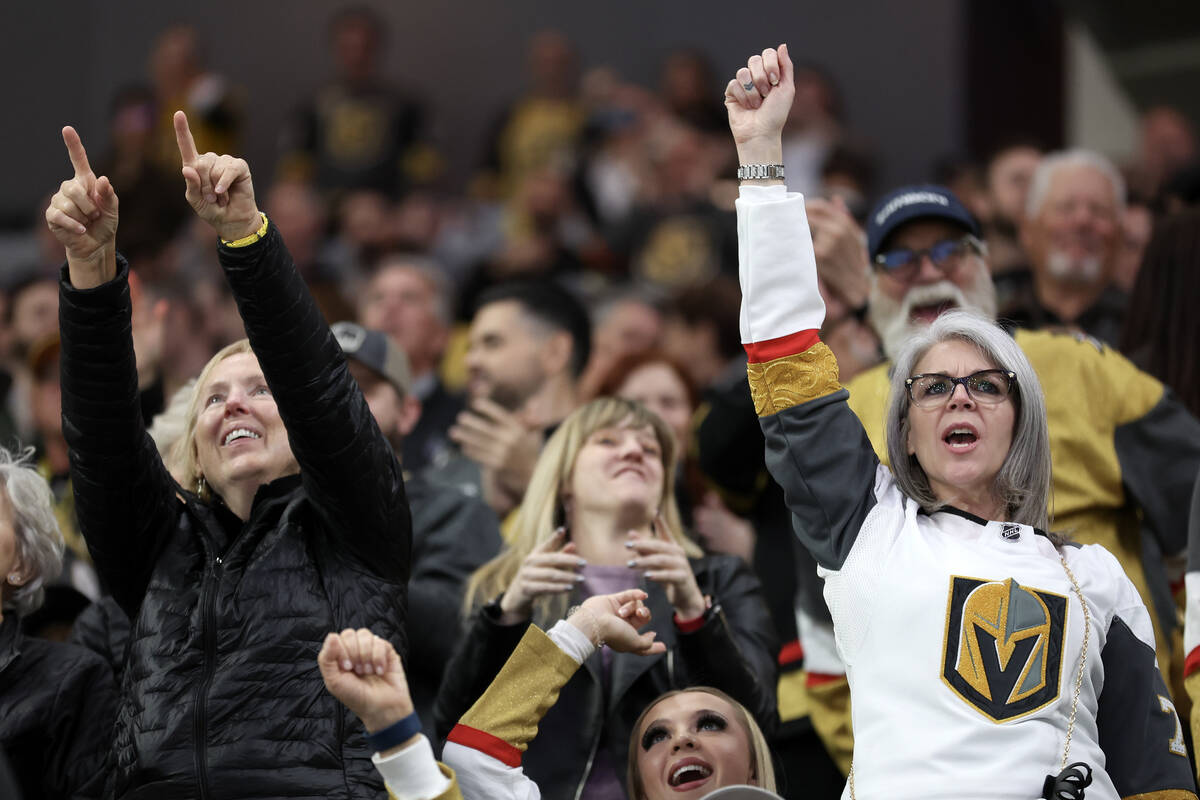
[742,80,758,94]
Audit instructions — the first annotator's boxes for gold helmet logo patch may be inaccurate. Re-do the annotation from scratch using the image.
[941,576,1068,722]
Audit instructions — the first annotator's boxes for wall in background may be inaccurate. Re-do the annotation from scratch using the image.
[0,0,965,225]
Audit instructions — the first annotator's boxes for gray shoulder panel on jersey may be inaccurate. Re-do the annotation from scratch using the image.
[759,388,880,571]
[1114,389,1200,558]
[1095,614,1197,796]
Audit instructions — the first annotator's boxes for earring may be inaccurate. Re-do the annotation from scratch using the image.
[6,573,19,585]
[196,475,207,495]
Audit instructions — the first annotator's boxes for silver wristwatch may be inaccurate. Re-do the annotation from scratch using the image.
[736,163,785,181]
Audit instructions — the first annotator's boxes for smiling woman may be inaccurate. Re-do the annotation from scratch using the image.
[49,114,411,799]
[435,396,779,799]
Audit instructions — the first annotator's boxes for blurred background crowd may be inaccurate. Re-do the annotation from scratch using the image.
[2,2,1200,797]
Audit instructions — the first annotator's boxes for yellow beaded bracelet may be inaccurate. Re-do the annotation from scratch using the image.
[221,213,270,248]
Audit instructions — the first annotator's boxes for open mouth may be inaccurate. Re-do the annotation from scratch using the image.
[909,300,957,324]
[942,426,979,451]
[668,760,713,790]
[223,428,262,446]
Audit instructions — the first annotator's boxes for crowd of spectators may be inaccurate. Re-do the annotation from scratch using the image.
[3,11,1200,800]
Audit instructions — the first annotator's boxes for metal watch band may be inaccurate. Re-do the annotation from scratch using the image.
[736,163,785,181]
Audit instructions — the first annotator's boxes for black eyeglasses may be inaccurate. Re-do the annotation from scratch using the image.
[905,369,1016,408]
[874,235,984,282]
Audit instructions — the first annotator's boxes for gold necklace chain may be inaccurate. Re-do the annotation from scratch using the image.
[846,551,1091,798]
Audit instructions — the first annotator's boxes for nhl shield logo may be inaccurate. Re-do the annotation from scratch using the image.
[941,576,1068,722]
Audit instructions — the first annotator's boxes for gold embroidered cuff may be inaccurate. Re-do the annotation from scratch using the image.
[747,342,841,417]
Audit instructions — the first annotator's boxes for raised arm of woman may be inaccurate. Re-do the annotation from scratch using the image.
[52,126,181,617]
[173,112,410,577]
[727,47,880,573]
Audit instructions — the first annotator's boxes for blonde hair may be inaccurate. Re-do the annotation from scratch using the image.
[169,339,254,500]
[626,687,777,798]
[464,397,701,624]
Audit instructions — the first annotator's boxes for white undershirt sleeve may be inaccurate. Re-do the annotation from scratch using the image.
[372,735,452,800]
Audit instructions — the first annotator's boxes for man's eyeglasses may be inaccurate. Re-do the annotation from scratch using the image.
[905,369,1016,408]
[874,236,984,282]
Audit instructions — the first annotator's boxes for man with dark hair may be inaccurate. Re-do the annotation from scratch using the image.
[451,280,590,516]
[662,275,743,392]
[332,321,501,741]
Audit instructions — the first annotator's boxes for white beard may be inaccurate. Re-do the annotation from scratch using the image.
[1046,250,1103,284]
[867,263,999,362]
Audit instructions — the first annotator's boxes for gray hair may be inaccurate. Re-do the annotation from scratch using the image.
[1025,148,1126,220]
[0,447,64,617]
[884,310,1055,537]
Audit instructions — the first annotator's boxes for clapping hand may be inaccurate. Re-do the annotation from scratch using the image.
[450,398,543,509]
[807,196,871,311]
[498,527,585,625]
[568,589,665,656]
[627,520,707,621]
[318,628,412,735]
[173,111,262,242]
[45,127,119,288]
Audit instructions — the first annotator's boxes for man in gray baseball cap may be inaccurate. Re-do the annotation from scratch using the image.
[332,320,502,741]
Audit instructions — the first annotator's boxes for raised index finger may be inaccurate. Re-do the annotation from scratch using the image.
[173,110,199,166]
[62,127,92,177]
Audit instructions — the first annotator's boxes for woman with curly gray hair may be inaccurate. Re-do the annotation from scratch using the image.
[0,447,117,800]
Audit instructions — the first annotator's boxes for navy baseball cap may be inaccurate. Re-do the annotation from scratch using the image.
[866,184,981,260]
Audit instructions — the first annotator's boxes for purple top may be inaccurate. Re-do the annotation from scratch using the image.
[577,564,640,800]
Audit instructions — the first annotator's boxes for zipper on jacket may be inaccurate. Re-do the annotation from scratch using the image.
[192,555,222,800]
[573,727,603,800]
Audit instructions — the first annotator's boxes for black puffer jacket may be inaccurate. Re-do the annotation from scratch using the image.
[59,224,411,800]
[433,555,778,799]
[0,614,117,799]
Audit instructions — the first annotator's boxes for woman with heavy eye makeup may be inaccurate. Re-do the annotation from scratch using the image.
[727,41,1195,800]
[321,590,780,800]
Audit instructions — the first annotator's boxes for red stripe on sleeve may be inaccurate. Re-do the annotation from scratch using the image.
[446,724,522,768]
[743,330,821,364]
[806,672,847,688]
[1185,647,1200,679]
[778,639,804,667]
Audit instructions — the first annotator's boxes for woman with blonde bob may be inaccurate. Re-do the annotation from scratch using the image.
[435,397,779,799]
[322,592,780,800]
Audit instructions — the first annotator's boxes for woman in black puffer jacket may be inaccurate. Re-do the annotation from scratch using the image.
[47,115,410,799]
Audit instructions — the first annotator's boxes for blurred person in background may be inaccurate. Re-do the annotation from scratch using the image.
[0,447,116,800]
[450,280,590,517]
[332,321,501,745]
[981,141,1042,280]
[1,273,59,445]
[148,24,241,171]
[1113,193,1154,294]
[359,254,463,471]
[579,290,664,399]
[780,62,843,197]
[478,30,586,200]
[661,276,743,393]
[1128,106,1197,201]
[437,397,778,800]
[659,49,726,134]
[278,5,432,200]
[1008,149,1127,345]
[1121,208,1200,419]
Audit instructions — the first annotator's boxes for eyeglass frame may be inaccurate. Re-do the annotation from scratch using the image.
[873,234,987,283]
[904,369,1017,408]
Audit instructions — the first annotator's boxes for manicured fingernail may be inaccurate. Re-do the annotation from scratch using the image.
[627,559,637,568]
[577,558,587,566]
[376,665,385,675]
[575,574,585,582]
[341,660,352,670]
[770,74,779,85]
[77,224,87,233]
[624,541,634,548]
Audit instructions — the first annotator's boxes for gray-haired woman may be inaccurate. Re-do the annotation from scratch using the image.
[0,448,117,800]
[724,44,1196,799]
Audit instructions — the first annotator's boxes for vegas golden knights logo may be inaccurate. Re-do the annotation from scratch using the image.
[941,576,1068,722]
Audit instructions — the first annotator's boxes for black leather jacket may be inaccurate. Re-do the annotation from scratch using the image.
[0,614,117,799]
[433,555,779,799]
[59,225,411,799]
